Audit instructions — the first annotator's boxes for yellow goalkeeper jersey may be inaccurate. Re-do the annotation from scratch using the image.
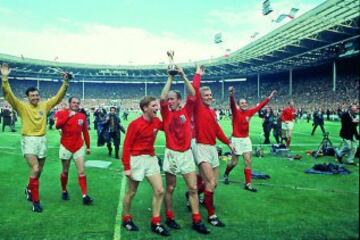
[2,77,69,136]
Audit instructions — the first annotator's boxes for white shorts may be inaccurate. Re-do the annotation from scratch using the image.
[21,136,47,158]
[130,155,160,181]
[194,143,219,168]
[231,137,252,156]
[191,138,197,161]
[163,148,196,175]
[282,121,294,131]
[59,144,85,160]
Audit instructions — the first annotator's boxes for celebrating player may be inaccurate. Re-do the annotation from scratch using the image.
[192,66,235,227]
[160,65,210,234]
[55,96,93,205]
[223,87,276,192]
[1,63,70,212]
[281,100,297,148]
[121,96,170,237]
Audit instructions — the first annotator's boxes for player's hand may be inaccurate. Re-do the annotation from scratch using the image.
[176,66,185,77]
[228,143,236,153]
[195,64,205,75]
[269,90,277,99]
[62,72,72,81]
[124,170,131,178]
[1,63,11,77]
[228,86,235,96]
[86,148,91,155]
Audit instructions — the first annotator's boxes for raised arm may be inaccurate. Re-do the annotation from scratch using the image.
[229,86,238,117]
[46,73,71,111]
[248,90,277,117]
[160,72,174,101]
[1,63,24,112]
[177,66,195,96]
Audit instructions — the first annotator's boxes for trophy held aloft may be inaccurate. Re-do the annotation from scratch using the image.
[167,50,178,76]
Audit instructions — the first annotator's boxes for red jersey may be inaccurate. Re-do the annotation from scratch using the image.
[231,96,270,138]
[281,107,296,122]
[122,116,163,171]
[55,109,90,153]
[160,96,195,152]
[192,74,230,145]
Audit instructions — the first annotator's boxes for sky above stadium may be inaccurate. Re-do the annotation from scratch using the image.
[0,0,326,65]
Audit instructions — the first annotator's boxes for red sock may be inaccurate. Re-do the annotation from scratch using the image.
[78,175,87,196]
[192,213,201,223]
[197,175,205,194]
[122,214,132,222]
[29,177,39,203]
[204,190,215,217]
[151,216,161,225]
[244,168,252,185]
[60,173,68,192]
[166,210,174,220]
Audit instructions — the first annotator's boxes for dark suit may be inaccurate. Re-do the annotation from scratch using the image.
[337,111,359,163]
[311,110,325,135]
[104,113,126,159]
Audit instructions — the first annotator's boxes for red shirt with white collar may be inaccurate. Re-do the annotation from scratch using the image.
[281,107,296,122]
[192,74,230,145]
[55,109,90,153]
[161,96,195,152]
[122,116,163,171]
[230,96,270,138]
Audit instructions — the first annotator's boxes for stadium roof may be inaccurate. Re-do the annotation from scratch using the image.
[0,0,359,80]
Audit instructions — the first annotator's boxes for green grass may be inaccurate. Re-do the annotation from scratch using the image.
[0,114,358,240]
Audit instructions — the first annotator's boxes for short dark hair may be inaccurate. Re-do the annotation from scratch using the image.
[110,106,117,111]
[169,90,182,100]
[68,96,80,104]
[139,96,157,112]
[25,87,39,97]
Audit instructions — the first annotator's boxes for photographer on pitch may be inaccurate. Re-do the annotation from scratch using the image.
[335,103,359,165]
[259,106,275,144]
[104,106,126,159]
[311,108,326,136]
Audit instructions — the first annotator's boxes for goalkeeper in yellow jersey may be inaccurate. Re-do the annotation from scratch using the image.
[1,63,70,213]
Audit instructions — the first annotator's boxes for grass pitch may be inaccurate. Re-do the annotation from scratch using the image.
[0,114,358,240]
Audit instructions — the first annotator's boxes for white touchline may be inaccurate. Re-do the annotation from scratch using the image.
[113,173,127,240]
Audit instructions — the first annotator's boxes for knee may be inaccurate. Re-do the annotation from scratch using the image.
[154,187,164,197]
[166,185,176,194]
[188,185,198,195]
[126,190,137,199]
[32,165,40,176]
[231,160,238,167]
[207,179,217,190]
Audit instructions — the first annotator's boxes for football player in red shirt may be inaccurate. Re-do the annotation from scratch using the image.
[192,67,235,227]
[223,87,276,192]
[55,96,92,205]
[280,100,297,148]
[160,65,209,234]
[121,96,170,237]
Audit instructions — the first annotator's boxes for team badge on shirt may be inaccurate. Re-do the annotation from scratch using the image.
[78,119,84,126]
[179,114,186,123]
[153,128,158,136]
[38,111,44,117]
